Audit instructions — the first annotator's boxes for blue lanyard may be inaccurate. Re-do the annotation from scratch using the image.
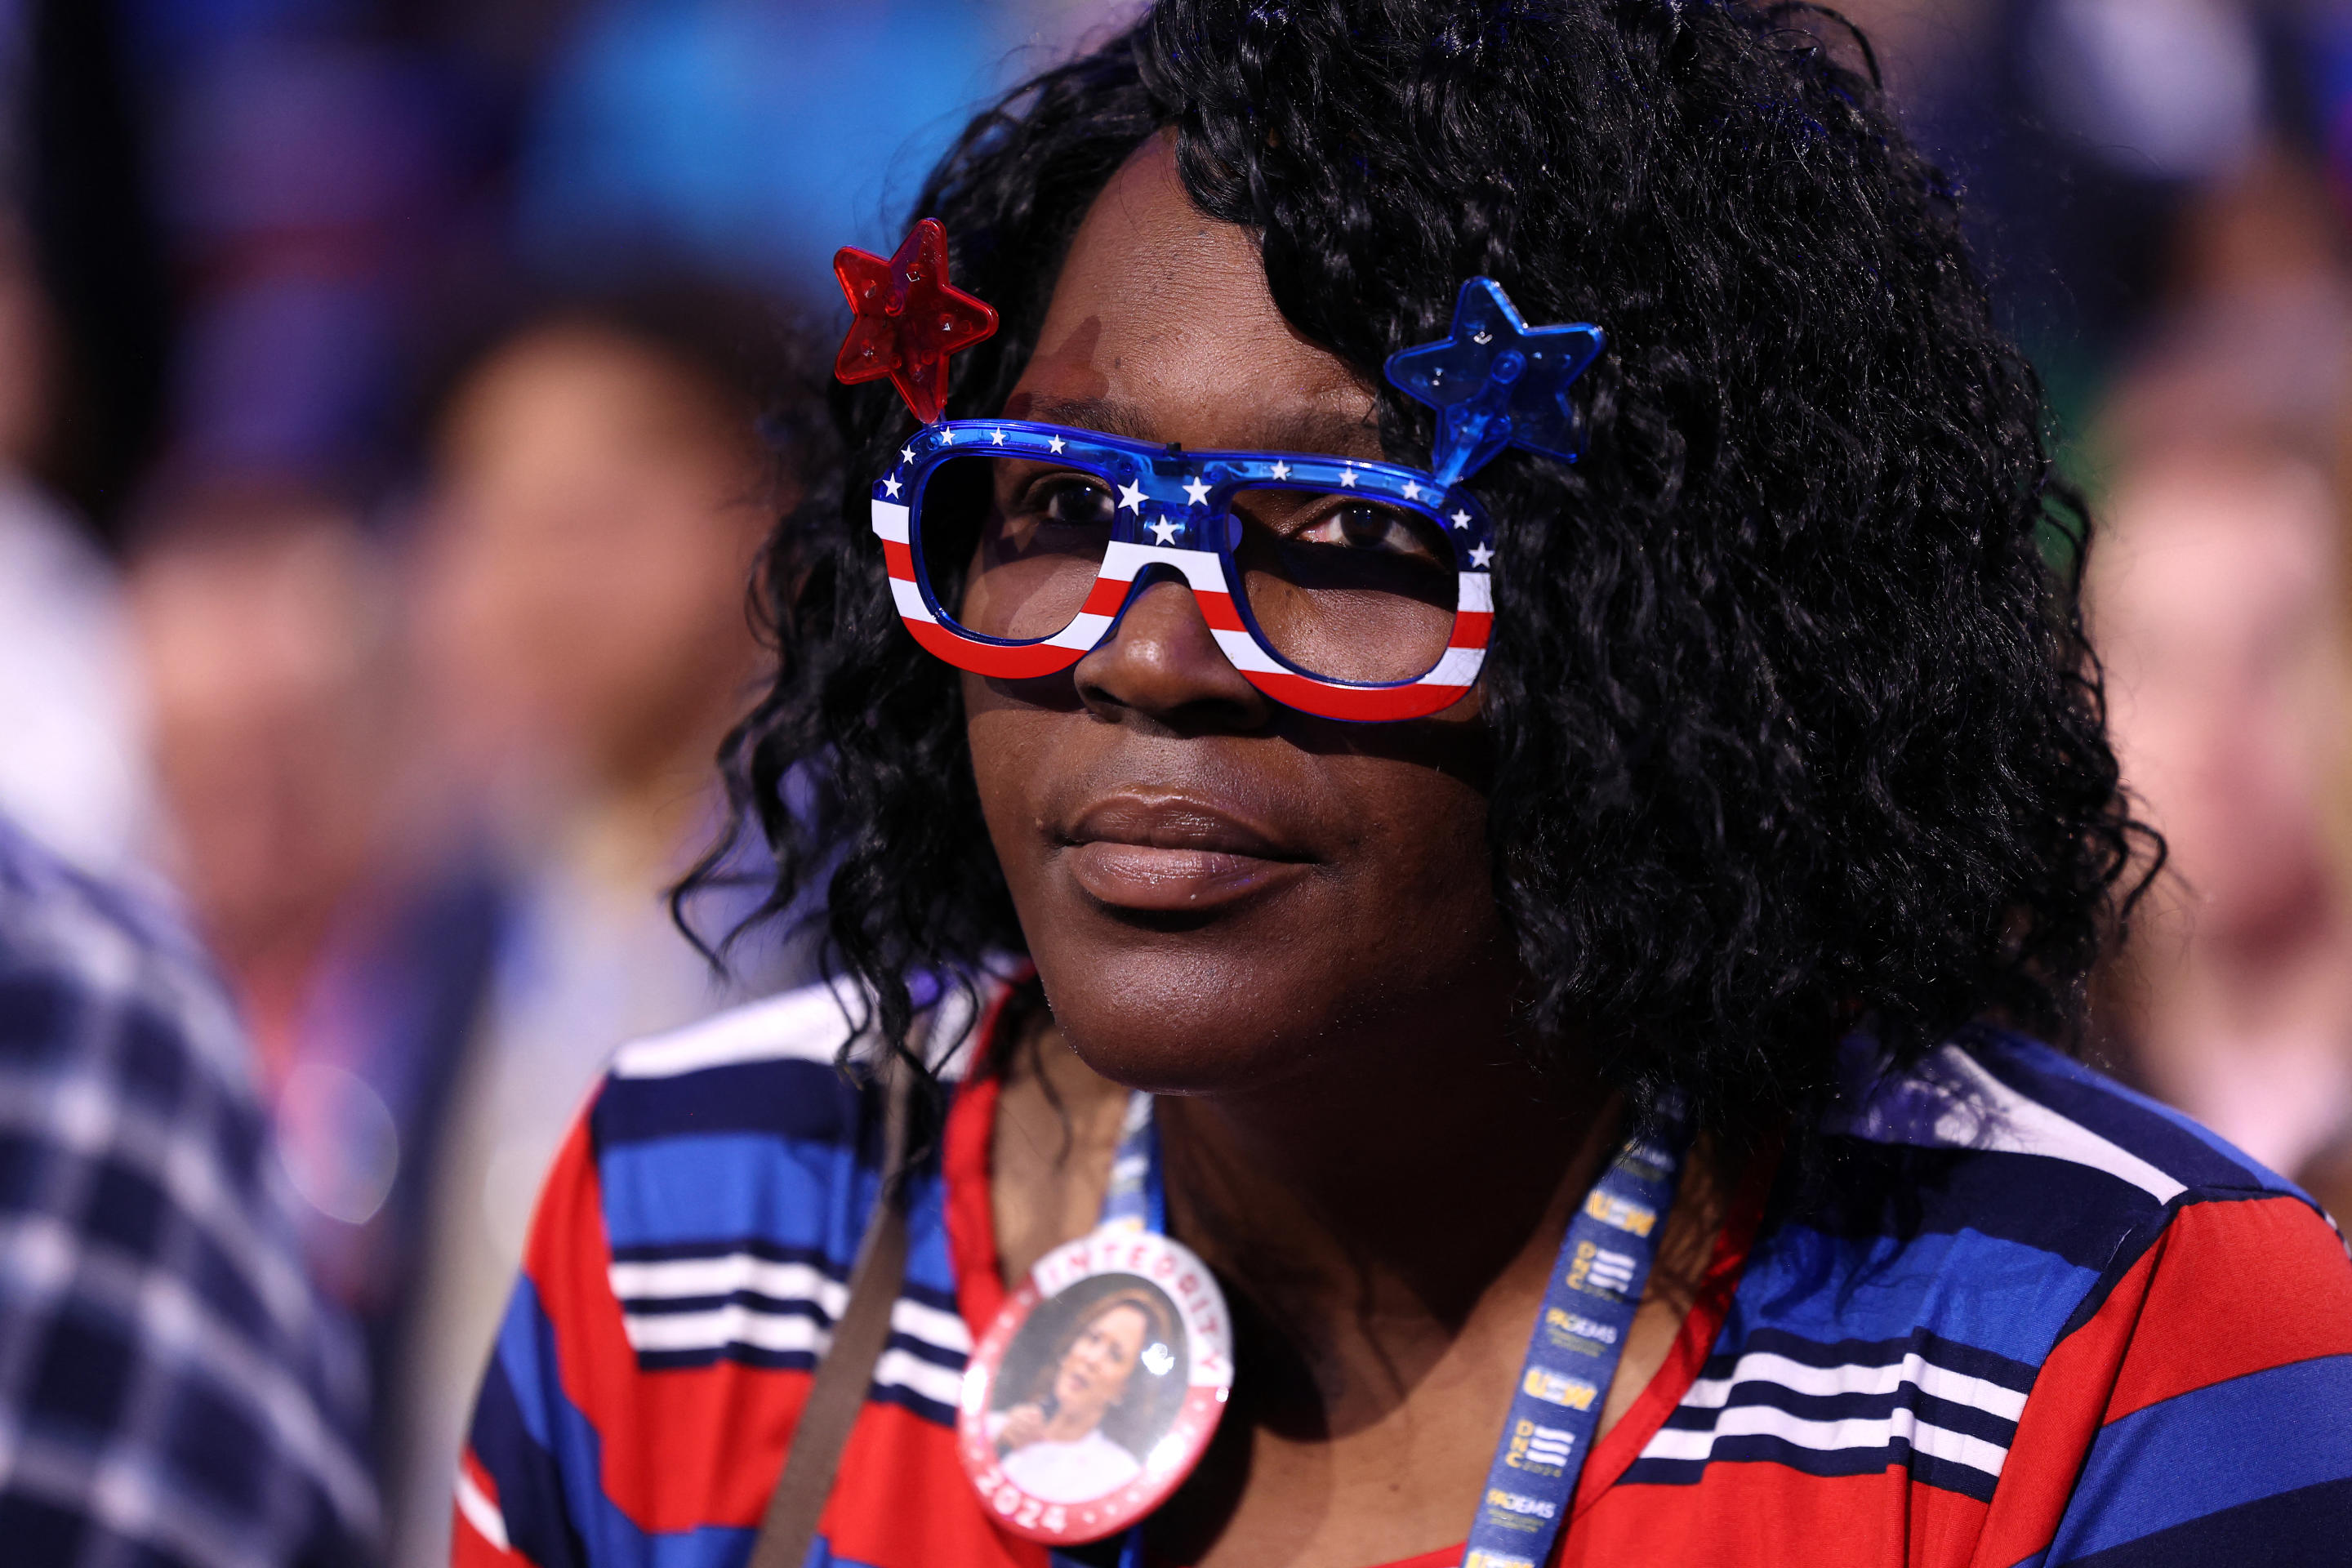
[1096,1090,1164,1235]
[1457,1105,1687,1568]
[1059,1092,1687,1568]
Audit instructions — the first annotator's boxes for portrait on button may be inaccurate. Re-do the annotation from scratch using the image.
[982,1274,1187,1505]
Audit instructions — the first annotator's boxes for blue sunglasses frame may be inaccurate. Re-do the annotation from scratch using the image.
[872,419,1499,722]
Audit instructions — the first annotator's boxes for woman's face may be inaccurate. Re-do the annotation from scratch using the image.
[1054,1302,1151,1424]
[967,135,1521,1096]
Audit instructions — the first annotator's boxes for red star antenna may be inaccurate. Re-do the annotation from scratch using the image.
[833,218,999,425]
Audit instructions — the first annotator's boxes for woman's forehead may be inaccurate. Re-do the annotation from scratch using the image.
[1005,134,1381,459]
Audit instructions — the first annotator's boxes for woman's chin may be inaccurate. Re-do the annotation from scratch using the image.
[1036,958,1335,1096]
[1022,880,1508,1096]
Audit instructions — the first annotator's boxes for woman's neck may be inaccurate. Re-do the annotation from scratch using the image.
[986,1003,1734,1568]
[1155,1034,1617,1427]
[991,998,1620,1416]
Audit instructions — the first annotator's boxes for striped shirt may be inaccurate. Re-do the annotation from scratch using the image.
[456,981,2352,1568]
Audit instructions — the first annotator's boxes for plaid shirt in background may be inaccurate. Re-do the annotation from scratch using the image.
[0,817,377,1566]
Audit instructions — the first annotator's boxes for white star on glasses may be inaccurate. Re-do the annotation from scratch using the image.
[1148,516,1181,546]
[1402,480,1421,501]
[881,474,902,498]
[1469,542,1494,568]
[941,427,957,443]
[1339,468,1358,488]
[1182,476,1212,507]
[899,446,915,465]
[1047,434,1066,454]
[990,427,1006,445]
[1268,461,1291,481]
[1450,510,1472,529]
[1117,479,1147,513]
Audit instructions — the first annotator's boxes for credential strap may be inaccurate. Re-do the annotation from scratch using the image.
[746,1046,915,1568]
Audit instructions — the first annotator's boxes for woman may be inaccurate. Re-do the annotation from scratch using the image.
[457,6,2352,1567]
[990,1290,1170,1503]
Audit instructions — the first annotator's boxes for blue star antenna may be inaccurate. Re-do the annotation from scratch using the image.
[1384,278,1605,487]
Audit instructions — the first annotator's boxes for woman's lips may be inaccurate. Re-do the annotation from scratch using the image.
[1064,842,1305,911]
[1058,795,1312,912]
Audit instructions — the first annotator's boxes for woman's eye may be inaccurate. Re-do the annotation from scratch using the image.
[1026,476,1116,528]
[1303,503,1439,560]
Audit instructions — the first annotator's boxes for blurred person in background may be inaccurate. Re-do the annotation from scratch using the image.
[1828,0,2352,437]
[2035,5,2352,1209]
[408,286,795,910]
[385,280,818,1568]
[123,474,501,1529]
[2087,297,2352,1200]
[0,805,376,1565]
[2091,433,2352,1180]
[0,214,157,884]
[118,282,824,1568]
[122,470,503,1300]
[127,479,406,1085]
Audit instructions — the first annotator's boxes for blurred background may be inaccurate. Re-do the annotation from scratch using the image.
[1,0,2350,1561]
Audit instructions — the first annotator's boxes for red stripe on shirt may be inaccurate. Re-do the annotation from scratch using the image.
[526,1112,810,1534]
[944,982,1026,1336]
[1969,1236,2158,1568]
[1570,1464,1988,1566]
[821,1398,1048,1568]
[2098,1195,2352,1423]
[1962,1195,2346,1568]
[945,1069,1009,1333]
[451,1516,521,1568]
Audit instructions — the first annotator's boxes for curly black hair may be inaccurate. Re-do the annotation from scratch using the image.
[700,0,2150,1136]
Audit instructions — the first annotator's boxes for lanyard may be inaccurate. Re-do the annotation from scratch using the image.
[1062,1091,1687,1568]
[1097,1089,1165,1235]
[1459,1104,1687,1567]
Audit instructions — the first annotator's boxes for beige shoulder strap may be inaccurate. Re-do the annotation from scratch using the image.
[745,1050,914,1568]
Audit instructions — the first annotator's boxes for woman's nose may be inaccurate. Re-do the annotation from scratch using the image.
[1074,575,1274,732]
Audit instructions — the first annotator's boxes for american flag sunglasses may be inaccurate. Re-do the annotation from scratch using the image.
[870,418,1496,724]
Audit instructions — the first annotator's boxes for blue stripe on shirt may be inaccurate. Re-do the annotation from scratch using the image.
[2051,1477,2352,1567]
[598,1133,874,1260]
[594,1058,860,1149]
[2043,1355,2352,1562]
[1728,1219,2101,1366]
